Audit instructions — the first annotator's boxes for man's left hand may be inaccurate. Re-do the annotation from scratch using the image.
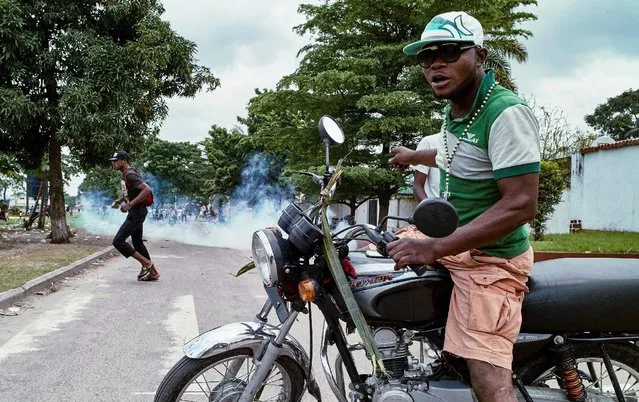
[387,237,440,269]
[120,202,131,213]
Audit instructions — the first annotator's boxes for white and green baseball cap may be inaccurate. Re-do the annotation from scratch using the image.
[403,11,484,56]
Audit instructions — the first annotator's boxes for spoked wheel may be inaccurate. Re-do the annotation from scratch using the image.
[518,343,639,401]
[155,348,305,402]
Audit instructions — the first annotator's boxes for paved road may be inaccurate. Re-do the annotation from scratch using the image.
[0,235,367,402]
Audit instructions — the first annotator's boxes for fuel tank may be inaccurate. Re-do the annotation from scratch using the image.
[346,251,453,329]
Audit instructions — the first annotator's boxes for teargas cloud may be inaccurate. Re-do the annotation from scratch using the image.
[74,154,348,250]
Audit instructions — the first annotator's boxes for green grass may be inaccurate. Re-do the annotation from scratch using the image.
[531,230,639,253]
[0,244,104,293]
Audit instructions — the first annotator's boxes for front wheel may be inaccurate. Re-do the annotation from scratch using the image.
[518,342,639,400]
[154,348,305,402]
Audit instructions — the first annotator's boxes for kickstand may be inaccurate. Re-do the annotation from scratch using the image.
[513,373,534,402]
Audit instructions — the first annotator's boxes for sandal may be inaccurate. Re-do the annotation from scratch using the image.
[141,273,160,281]
[139,263,159,281]
[138,267,150,281]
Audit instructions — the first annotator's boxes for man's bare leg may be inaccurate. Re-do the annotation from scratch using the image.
[130,251,160,280]
[131,251,152,268]
[467,359,516,402]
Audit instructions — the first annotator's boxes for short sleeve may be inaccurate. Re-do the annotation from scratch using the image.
[488,104,541,179]
[125,170,144,189]
[412,134,439,174]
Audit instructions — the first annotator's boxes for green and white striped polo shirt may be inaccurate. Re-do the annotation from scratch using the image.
[435,70,540,258]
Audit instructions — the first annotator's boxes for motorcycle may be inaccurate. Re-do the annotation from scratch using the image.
[155,116,639,402]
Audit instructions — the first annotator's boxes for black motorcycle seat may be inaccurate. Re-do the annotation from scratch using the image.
[522,258,639,333]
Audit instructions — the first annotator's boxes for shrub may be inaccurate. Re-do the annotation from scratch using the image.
[531,160,565,240]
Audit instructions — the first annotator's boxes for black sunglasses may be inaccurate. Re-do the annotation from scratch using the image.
[416,43,478,68]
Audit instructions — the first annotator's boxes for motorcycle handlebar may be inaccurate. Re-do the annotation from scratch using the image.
[293,171,324,186]
[356,225,428,277]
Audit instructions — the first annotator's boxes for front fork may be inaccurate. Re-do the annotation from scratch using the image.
[223,300,275,380]
[238,308,300,402]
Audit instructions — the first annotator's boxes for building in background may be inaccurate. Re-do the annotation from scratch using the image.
[544,138,639,233]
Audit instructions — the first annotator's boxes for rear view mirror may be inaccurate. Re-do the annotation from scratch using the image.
[318,116,345,146]
[412,198,458,238]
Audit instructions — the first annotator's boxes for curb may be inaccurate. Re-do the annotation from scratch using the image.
[0,246,117,310]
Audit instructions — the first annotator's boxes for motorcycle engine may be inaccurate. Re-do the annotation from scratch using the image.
[361,328,434,402]
[373,327,410,378]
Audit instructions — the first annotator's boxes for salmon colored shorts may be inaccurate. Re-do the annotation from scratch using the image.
[438,247,534,370]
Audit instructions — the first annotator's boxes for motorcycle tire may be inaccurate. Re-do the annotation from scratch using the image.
[517,342,639,398]
[154,348,306,402]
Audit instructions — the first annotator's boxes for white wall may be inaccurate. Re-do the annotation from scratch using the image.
[329,202,369,225]
[387,198,418,231]
[580,146,638,231]
[544,189,571,234]
[545,145,639,233]
[330,197,418,230]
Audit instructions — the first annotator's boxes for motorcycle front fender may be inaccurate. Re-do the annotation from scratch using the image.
[183,321,321,400]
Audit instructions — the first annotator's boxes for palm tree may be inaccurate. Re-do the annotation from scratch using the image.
[483,38,528,93]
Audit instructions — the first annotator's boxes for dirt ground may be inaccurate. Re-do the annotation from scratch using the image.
[0,223,113,259]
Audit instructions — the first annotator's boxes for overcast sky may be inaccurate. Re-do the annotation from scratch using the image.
[66,0,638,195]
[156,0,639,144]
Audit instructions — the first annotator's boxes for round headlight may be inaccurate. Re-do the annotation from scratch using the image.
[251,230,284,286]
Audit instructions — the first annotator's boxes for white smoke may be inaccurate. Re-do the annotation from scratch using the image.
[74,154,310,251]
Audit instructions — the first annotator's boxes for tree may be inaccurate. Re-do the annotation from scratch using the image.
[585,89,639,141]
[0,153,22,201]
[531,160,564,240]
[0,173,24,202]
[0,0,219,243]
[79,166,121,200]
[243,0,536,226]
[526,98,595,160]
[290,165,403,217]
[201,125,256,198]
[140,138,210,203]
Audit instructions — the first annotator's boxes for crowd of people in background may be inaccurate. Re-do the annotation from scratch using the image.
[151,202,225,225]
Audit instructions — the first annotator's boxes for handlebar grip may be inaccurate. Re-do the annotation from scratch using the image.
[408,264,428,276]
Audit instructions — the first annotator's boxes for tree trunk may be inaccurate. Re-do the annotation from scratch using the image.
[37,184,46,229]
[378,193,391,231]
[25,182,42,229]
[49,138,71,243]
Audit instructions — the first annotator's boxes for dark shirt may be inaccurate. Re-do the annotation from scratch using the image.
[122,168,146,210]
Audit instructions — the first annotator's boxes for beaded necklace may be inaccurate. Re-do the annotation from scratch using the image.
[441,82,497,200]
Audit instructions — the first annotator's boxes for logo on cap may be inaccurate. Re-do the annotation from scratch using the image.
[424,15,473,40]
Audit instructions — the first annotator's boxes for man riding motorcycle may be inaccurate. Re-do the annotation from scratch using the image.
[388,11,540,402]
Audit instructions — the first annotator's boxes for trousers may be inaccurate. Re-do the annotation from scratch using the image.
[112,207,150,259]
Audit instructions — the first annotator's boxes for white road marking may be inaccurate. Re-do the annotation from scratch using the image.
[162,295,199,372]
[0,294,93,363]
[152,254,185,259]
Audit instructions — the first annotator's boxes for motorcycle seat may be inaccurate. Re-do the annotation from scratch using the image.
[522,258,639,333]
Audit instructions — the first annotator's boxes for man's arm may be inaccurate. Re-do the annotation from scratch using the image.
[433,172,538,257]
[387,172,538,266]
[128,182,152,207]
[413,172,428,202]
[389,147,437,169]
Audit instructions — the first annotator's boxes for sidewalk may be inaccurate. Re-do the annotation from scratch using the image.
[0,246,117,310]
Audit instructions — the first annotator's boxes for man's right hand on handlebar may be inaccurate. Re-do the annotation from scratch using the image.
[387,237,441,270]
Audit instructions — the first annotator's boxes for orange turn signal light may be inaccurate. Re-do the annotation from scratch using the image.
[298,279,318,302]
